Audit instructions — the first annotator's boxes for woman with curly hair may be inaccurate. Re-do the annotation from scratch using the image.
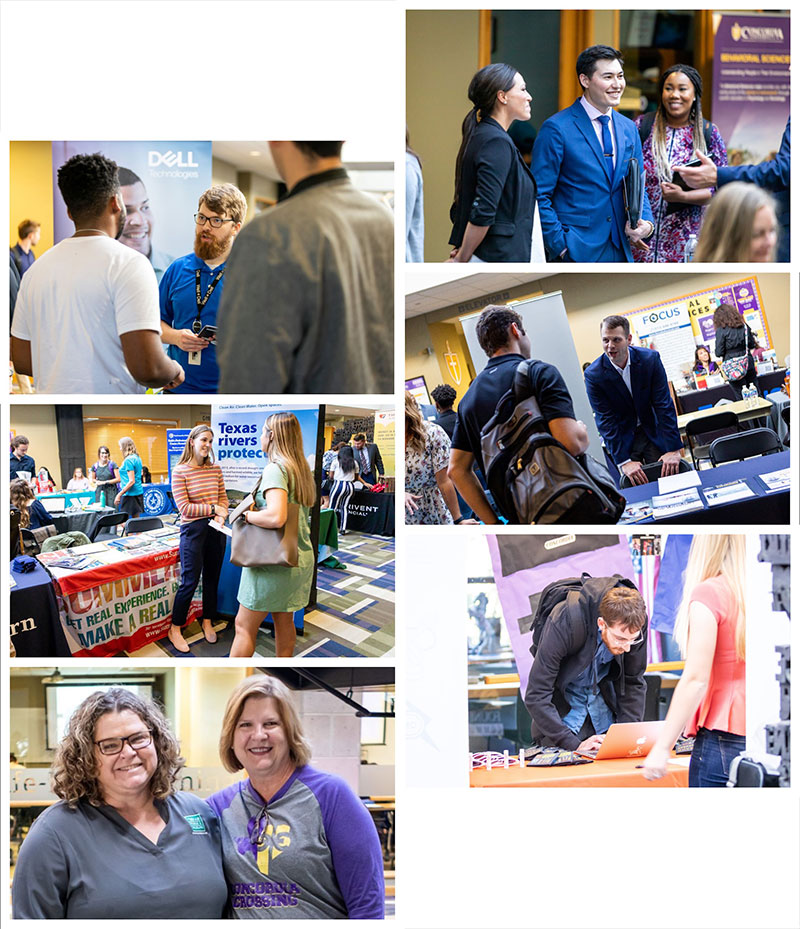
[405,391,474,525]
[9,477,54,530]
[712,301,758,399]
[11,688,227,919]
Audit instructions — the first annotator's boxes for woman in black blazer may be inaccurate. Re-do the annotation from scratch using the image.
[713,302,757,400]
[448,63,543,263]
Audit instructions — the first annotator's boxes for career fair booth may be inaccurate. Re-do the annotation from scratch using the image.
[9,667,396,917]
[466,533,789,788]
[10,403,396,659]
[405,270,790,527]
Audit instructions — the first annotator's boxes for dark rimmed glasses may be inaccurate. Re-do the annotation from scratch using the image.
[94,730,153,755]
[194,212,235,228]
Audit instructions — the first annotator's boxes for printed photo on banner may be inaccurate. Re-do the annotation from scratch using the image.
[9,402,396,660]
[9,666,395,918]
[404,269,790,526]
[465,532,789,788]
[406,8,789,264]
[10,141,394,395]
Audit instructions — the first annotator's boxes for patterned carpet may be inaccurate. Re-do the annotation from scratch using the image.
[130,531,395,658]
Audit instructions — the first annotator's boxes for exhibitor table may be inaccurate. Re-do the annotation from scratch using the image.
[676,370,787,414]
[347,491,395,536]
[622,450,790,524]
[676,396,772,433]
[51,506,114,537]
[9,559,70,657]
[469,755,689,788]
[33,528,202,657]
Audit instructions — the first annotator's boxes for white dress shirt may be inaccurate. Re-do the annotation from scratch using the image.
[579,95,617,168]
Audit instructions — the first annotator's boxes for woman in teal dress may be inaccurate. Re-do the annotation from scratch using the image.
[230,413,316,658]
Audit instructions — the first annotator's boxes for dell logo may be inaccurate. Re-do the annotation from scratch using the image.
[148,150,199,168]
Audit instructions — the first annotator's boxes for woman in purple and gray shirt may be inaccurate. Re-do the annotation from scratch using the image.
[207,674,385,919]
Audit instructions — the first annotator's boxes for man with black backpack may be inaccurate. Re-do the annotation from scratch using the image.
[448,304,589,523]
[524,576,648,754]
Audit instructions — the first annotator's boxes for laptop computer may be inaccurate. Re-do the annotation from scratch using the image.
[576,721,667,761]
[40,496,67,513]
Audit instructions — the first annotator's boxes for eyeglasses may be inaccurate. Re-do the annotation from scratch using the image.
[194,212,235,228]
[95,730,153,755]
[600,621,643,648]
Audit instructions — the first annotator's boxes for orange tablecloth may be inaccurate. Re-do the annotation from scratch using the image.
[470,754,689,788]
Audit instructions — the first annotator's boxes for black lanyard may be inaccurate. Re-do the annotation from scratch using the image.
[192,268,224,333]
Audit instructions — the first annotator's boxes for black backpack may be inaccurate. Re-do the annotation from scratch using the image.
[637,110,714,151]
[479,360,626,524]
[530,573,637,660]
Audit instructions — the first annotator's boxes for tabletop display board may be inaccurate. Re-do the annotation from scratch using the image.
[461,292,604,462]
[624,278,771,385]
[210,404,320,503]
[711,13,790,164]
[373,409,396,477]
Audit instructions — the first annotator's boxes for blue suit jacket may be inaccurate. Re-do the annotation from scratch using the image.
[718,117,790,262]
[533,98,654,262]
[583,346,682,466]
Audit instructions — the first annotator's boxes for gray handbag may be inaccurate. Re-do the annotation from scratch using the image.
[229,476,299,568]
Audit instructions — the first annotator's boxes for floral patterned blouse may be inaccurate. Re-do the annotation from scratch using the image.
[633,117,728,263]
[405,421,453,525]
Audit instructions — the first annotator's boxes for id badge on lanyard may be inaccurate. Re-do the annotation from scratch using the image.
[189,267,224,365]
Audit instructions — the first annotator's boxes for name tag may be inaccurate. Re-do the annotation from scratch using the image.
[184,813,208,834]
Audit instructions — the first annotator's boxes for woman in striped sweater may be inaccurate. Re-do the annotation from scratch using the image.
[168,425,229,653]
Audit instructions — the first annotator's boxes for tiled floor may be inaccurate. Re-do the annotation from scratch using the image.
[130,531,395,658]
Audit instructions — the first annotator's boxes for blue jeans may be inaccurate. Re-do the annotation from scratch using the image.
[171,518,226,627]
[689,727,745,787]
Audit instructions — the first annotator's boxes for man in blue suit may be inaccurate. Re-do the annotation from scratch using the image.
[533,45,654,263]
[678,117,790,262]
[584,315,684,486]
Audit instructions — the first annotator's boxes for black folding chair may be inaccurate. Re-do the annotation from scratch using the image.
[123,516,164,535]
[89,511,129,542]
[10,508,22,559]
[781,405,790,448]
[684,410,739,469]
[619,458,693,489]
[709,427,782,466]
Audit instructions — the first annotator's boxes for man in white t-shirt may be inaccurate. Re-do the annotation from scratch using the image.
[10,153,184,394]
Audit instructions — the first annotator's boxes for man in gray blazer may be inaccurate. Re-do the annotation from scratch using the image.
[217,141,394,394]
[352,433,384,485]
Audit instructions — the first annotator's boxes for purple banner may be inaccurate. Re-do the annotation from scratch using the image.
[486,535,636,695]
[711,14,790,164]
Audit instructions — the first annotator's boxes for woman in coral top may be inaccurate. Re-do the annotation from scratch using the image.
[168,425,229,653]
[643,535,746,786]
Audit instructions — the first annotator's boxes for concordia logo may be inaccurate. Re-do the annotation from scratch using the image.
[148,150,200,168]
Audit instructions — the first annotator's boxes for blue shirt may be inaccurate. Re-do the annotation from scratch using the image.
[561,628,616,736]
[159,253,226,393]
[10,451,36,480]
[119,454,143,497]
[10,245,35,277]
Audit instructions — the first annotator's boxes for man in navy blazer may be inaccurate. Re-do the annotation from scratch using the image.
[584,315,684,486]
[533,45,654,262]
[678,117,790,261]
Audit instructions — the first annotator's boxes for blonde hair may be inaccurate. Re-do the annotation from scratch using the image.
[9,478,35,527]
[218,674,312,773]
[405,391,427,455]
[177,424,215,467]
[673,535,746,661]
[51,688,184,809]
[694,183,778,262]
[264,413,315,507]
[118,436,138,459]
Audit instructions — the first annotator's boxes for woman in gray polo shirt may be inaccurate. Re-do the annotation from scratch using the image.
[12,688,227,919]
